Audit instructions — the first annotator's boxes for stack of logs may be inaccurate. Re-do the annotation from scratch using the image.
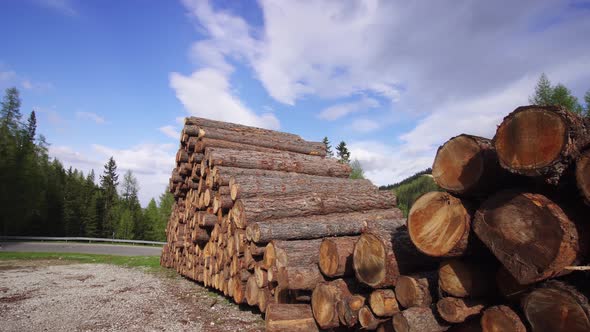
[162,105,590,332]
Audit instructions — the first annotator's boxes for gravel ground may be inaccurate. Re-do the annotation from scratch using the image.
[0,260,264,332]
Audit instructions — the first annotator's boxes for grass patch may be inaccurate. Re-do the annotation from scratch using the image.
[0,252,162,270]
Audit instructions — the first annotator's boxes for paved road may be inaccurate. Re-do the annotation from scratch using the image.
[0,241,162,256]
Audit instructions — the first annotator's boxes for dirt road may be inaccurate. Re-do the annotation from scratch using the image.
[0,260,264,332]
[0,242,162,256]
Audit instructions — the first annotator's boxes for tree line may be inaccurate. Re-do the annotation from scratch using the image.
[0,87,172,241]
[322,137,365,180]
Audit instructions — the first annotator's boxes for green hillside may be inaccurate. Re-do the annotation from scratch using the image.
[389,173,441,217]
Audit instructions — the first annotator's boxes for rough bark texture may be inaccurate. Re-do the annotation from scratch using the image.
[576,149,590,205]
[206,147,349,177]
[433,134,507,196]
[233,191,396,228]
[392,307,449,332]
[277,265,326,290]
[353,222,437,288]
[270,239,323,269]
[369,289,400,317]
[408,192,473,257]
[438,259,495,298]
[480,305,526,332]
[265,303,319,332]
[396,271,438,308]
[522,280,590,332]
[194,137,282,154]
[311,279,353,329]
[249,209,401,243]
[473,190,585,285]
[493,105,590,184]
[319,236,359,278]
[437,297,486,323]
[212,166,305,186]
[184,116,300,139]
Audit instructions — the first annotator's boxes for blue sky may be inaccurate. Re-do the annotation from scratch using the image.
[1,0,589,205]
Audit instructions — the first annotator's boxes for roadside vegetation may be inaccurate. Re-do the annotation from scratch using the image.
[0,252,162,269]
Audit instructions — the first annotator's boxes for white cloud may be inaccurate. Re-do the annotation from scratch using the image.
[170,68,280,129]
[36,0,77,16]
[318,97,379,121]
[76,111,105,124]
[159,125,180,139]
[351,118,381,133]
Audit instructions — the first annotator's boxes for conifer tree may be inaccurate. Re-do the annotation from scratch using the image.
[0,87,22,133]
[26,111,36,143]
[322,137,333,157]
[335,141,351,164]
[100,157,119,237]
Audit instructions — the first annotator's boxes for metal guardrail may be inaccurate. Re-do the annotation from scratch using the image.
[0,236,166,246]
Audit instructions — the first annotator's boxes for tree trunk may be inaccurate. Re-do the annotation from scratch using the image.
[436,297,485,323]
[438,259,495,298]
[358,306,387,330]
[576,149,590,205]
[480,305,526,332]
[265,303,319,332]
[369,289,400,317]
[212,165,306,186]
[269,239,323,269]
[311,279,353,329]
[277,265,326,290]
[245,276,260,306]
[473,190,586,285]
[230,175,376,200]
[206,147,349,177]
[396,271,438,308]
[432,135,508,196]
[319,236,359,277]
[233,191,396,228]
[257,287,274,313]
[176,149,189,163]
[248,209,402,243]
[194,137,284,154]
[198,126,326,156]
[184,116,300,138]
[213,194,233,213]
[337,294,366,327]
[493,105,590,184]
[392,307,449,332]
[353,221,437,288]
[408,191,473,257]
[522,280,590,332]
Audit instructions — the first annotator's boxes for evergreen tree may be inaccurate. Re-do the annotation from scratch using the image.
[26,111,36,143]
[100,157,119,237]
[335,141,351,164]
[121,170,143,239]
[529,73,584,114]
[121,170,139,204]
[349,159,365,179]
[584,90,590,116]
[529,73,553,106]
[115,208,134,239]
[322,137,333,157]
[143,198,160,241]
[0,87,22,133]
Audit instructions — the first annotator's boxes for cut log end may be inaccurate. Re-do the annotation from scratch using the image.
[408,192,471,257]
[369,289,400,317]
[495,106,567,172]
[311,283,339,329]
[353,233,386,287]
[396,273,434,308]
[319,239,340,276]
[265,303,319,332]
[480,305,526,332]
[432,135,485,192]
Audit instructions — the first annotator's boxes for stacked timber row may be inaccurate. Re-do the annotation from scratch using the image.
[160,117,403,331]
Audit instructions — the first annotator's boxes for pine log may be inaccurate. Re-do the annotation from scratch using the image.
[254,265,268,288]
[353,220,437,288]
[493,105,590,184]
[432,135,507,196]
[176,149,189,163]
[577,149,590,205]
[480,305,526,332]
[265,303,319,332]
[249,209,401,243]
[213,194,233,213]
[270,239,322,269]
[438,259,495,298]
[337,294,366,327]
[319,236,358,278]
[369,289,400,317]
[277,265,326,290]
[437,297,486,323]
[396,271,437,308]
[408,192,473,257]
[358,306,387,330]
[522,280,590,332]
[245,275,259,306]
[311,279,353,329]
[257,287,274,313]
[184,116,300,139]
[212,166,305,186]
[206,147,349,177]
[233,191,396,228]
[230,175,376,200]
[392,307,449,332]
[194,137,282,154]
[473,190,585,284]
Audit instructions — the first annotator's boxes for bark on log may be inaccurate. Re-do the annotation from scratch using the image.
[230,175,377,200]
[358,306,387,330]
[184,116,300,138]
[176,149,189,163]
[438,259,495,298]
[337,294,366,327]
[194,137,283,154]
[277,265,326,291]
[233,191,396,228]
[522,280,590,332]
[319,236,359,278]
[396,271,437,308]
[206,147,349,177]
[577,149,590,205]
[437,297,486,323]
[270,239,323,269]
[248,209,401,243]
[265,303,319,332]
[353,220,437,288]
[311,279,353,329]
[213,194,233,213]
[199,126,326,156]
[432,135,507,196]
[369,289,400,317]
[473,190,586,284]
[408,192,473,257]
[480,305,526,332]
[392,307,449,332]
[212,166,306,186]
[493,105,590,184]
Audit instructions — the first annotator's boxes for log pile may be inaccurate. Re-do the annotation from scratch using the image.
[162,106,590,331]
